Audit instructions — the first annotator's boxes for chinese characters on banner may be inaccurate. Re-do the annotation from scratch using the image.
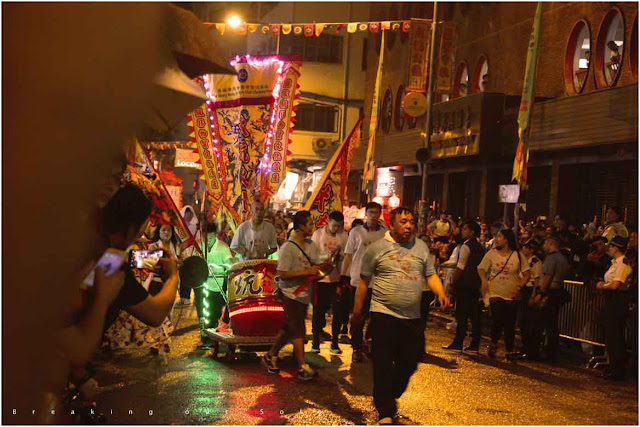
[304,115,363,229]
[435,22,456,92]
[406,19,432,92]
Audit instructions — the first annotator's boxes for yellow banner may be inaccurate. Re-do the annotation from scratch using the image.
[362,31,385,192]
[305,116,363,229]
[436,22,456,92]
[208,61,280,104]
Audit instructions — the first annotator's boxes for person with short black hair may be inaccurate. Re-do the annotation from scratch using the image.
[310,211,347,354]
[231,200,278,260]
[519,240,543,360]
[262,210,321,381]
[443,219,485,353]
[600,206,629,243]
[428,210,454,243]
[596,236,633,380]
[353,207,448,424]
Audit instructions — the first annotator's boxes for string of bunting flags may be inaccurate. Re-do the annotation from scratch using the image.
[204,20,414,36]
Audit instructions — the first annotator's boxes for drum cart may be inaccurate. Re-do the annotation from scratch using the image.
[203,259,285,362]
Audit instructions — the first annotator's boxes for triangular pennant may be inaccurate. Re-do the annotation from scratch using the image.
[402,20,411,32]
[381,21,391,31]
[293,25,304,35]
[369,22,380,33]
[282,24,292,35]
[358,23,369,32]
[304,24,314,37]
[347,22,358,33]
[261,25,270,35]
[271,24,281,36]
[215,23,226,35]
[391,22,401,31]
[248,24,258,33]
[237,24,247,35]
[315,23,325,37]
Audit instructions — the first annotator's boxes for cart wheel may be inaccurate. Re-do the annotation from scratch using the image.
[226,345,236,362]
[211,341,219,358]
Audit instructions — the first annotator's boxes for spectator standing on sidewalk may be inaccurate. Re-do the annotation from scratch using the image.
[597,236,633,380]
[519,240,543,360]
[341,202,386,363]
[310,211,347,354]
[262,210,321,381]
[428,210,454,243]
[443,220,485,353]
[352,207,449,425]
[478,229,530,361]
[599,206,629,242]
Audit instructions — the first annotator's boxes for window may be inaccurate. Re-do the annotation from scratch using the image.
[452,62,469,98]
[471,55,489,93]
[564,20,591,95]
[295,103,338,132]
[595,8,625,88]
[279,33,344,64]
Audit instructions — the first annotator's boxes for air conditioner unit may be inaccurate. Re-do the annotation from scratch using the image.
[312,138,331,154]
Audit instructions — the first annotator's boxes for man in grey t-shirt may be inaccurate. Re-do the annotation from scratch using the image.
[352,207,449,424]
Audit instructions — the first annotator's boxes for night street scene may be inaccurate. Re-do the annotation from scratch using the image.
[3,1,638,425]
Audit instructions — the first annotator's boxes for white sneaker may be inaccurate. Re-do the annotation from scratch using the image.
[445,321,457,331]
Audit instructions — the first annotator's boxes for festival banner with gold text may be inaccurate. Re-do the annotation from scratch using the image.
[304,115,363,229]
[436,22,456,92]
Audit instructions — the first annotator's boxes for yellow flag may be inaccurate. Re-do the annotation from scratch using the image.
[362,30,385,191]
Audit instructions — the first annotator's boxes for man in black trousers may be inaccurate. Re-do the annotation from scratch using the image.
[443,219,485,352]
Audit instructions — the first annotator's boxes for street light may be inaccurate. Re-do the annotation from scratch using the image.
[227,14,242,28]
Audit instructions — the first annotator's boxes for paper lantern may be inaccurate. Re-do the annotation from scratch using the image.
[372,196,384,206]
[388,194,401,208]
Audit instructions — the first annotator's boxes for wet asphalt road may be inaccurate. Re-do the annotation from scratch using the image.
[94,304,638,425]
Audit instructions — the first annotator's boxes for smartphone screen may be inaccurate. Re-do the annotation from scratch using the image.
[83,249,127,288]
[129,249,164,269]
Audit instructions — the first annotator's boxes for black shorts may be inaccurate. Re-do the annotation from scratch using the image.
[281,296,308,339]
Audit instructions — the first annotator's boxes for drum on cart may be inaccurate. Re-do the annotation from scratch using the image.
[227,259,284,336]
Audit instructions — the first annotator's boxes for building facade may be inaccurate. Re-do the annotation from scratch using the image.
[353,2,638,226]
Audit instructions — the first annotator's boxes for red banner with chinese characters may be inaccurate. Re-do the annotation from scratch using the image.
[436,22,456,92]
[303,115,363,229]
[406,19,432,92]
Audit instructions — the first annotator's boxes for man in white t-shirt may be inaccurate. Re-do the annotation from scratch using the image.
[310,211,347,354]
[230,200,278,260]
[341,201,386,362]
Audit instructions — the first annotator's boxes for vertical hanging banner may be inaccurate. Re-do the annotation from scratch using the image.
[362,31,385,191]
[125,140,202,255]
[436,22,456,92]
[406,19,432,92]
[202,55,302,225]
[304,115,364,229]
[512,3,543,190]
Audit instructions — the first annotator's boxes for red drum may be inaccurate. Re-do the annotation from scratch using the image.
[227,259,284,336]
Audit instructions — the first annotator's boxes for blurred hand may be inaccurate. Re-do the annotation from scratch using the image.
[158,256,178,278]
[93,267,125,305]
[596,281,605,290]
[350,311,363,325]
[305,265,322,277]
[438,294,451,310]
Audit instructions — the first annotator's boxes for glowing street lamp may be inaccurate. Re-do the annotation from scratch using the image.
[227,14,242,28]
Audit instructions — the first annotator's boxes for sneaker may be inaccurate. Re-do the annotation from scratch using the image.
[464,344,480,353]
[181,298,192,306]
[297,363,316,381]
[445,321,457,331]
[310,339,320,353]
[261,353,280,374]
[352,349,365,363]
[442,343,463,351]
[330,343,342,354]
[378,417,394,425]
[487,343,497,358]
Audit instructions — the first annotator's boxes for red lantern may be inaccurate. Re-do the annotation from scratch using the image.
[372,196,384,206]
[388,194,401,208]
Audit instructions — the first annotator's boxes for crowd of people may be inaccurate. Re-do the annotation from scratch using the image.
[53,156,636,426]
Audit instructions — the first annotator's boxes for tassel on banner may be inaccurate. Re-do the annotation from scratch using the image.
[347,22,358,33]
[304,24,314,37]
[282,24,292,34]
[215,23,226,35]
[315,23,325,37]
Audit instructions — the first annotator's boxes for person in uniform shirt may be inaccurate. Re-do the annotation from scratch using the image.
[428,210,454,243]
[352,207,449,425]
[531,234,570,363]
[230,200,278,260]
[599,206,629,242]
[519,240,543,360]
[340,201,386,363]
[310,211,347,354]
[596,236,633,380]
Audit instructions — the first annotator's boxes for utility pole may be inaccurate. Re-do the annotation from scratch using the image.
[418,2,439,234]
